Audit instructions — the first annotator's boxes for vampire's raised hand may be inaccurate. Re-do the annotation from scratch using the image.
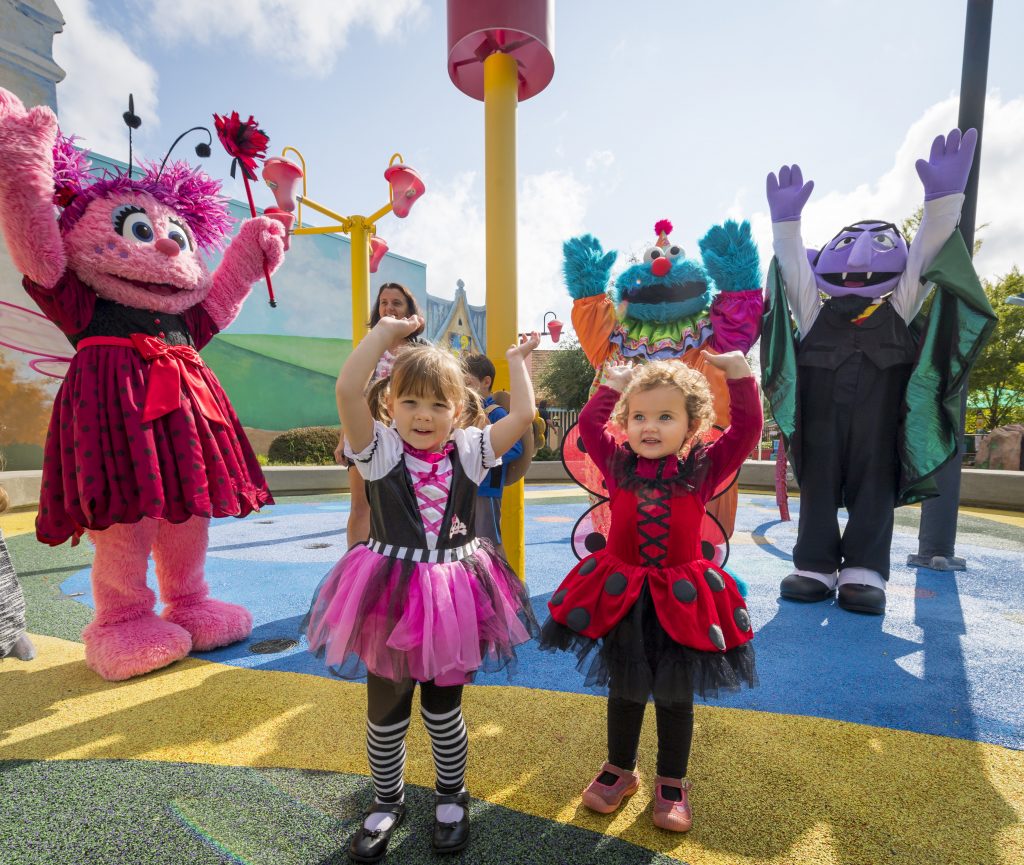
[766,164,814,223]
[916,127,978,201]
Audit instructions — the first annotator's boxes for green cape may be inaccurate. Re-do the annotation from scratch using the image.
[760,231,997,506]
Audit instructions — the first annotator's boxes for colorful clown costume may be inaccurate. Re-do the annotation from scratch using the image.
[565,221,763,541]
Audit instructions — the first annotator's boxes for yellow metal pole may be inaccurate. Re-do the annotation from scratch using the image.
[350,216,371,345]
[484,51,524,576]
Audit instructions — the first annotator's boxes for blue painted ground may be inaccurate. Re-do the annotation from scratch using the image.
[60,489,1024,751]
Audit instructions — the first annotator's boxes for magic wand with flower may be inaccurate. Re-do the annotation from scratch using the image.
[214,111,278,306]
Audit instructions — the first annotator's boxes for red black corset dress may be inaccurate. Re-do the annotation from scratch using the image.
[539,378,762,702]
[24,271,271,545]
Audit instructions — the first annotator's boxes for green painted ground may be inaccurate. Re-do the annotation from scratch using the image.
[0,760,677,865]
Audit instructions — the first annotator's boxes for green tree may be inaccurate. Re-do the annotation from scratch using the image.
[902,207,1021,429]
[902,205,985,254]
[538,338,595,411]
[969,268,1024,430]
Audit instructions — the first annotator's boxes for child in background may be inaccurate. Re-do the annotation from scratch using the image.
[463,354,524,549]
[303,316,541,862]
[0,484,35,661]
[539,352,761,833]
[461,388,487,429]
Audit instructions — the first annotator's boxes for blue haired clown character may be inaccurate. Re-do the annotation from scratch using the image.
[761,129,996,615]
[565,219,764,539]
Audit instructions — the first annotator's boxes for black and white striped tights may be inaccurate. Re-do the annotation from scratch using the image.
[363,673,469,831]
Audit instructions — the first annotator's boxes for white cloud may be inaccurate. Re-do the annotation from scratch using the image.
[748,93,1024,284]
[585,150,615,172]
[52,0,160,158]
[518,170,590,336]
[385,168,590,340]
[385,169,485,301]
[146,0,426,79]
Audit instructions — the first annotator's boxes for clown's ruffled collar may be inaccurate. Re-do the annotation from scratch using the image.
[610,314,713,360]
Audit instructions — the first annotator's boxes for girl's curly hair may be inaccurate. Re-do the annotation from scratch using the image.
[612,361,716,444]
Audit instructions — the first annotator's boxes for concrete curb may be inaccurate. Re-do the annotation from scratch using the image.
[2,462,1021,511]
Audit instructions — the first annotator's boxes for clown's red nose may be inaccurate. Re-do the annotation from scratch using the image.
[155,238,180,257]
[651,256,671,277]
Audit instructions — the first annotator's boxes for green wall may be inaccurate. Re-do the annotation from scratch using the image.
[202,334,351,430]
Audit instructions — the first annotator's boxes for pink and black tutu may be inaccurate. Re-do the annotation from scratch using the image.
[303,539,536,685]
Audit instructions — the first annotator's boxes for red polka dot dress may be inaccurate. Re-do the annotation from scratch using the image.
[539,377,762,702]
[25,271,272,546]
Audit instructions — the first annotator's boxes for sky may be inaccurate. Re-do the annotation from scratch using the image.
[52,0,1024,337]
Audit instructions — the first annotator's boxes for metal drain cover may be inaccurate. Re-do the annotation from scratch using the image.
[249,638,298,654]
[304,542,331,549]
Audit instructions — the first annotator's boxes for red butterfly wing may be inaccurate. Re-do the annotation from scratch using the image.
[570,500,612,561]
[560,420,612,499]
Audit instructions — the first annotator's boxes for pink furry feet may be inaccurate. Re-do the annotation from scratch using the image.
[83,613,192,681]
[161,598,252,651]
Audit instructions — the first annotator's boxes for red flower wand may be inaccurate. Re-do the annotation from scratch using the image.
[214,111,278,307]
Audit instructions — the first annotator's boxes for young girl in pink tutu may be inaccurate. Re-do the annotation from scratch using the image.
[303,315,540,862]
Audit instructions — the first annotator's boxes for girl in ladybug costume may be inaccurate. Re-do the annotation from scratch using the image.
[540,352,761,832]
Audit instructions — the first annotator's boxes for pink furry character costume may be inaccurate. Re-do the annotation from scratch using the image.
[0,88,286,680]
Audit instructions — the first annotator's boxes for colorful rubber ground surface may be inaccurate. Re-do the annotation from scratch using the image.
[2,487,1022,865]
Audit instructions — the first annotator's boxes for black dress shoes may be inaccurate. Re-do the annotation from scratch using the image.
[779,573,835,603]
[432,790,471,854]
[837,583,886,615]
[348,802,406,863]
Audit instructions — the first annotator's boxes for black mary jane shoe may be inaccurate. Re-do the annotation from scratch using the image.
[780,573,835,603]
[432,790,471,854]
[837,584,886,616]
[348,802,406,864]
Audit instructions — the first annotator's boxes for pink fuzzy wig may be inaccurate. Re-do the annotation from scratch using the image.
[51,132,233,251]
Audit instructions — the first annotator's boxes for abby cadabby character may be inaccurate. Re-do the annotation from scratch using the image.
[0,88,286,679]
[562,220,763,555]
[762,129,996,615]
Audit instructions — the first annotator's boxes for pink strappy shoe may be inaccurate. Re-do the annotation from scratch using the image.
[581,762,640,814]
[652,776,693,832]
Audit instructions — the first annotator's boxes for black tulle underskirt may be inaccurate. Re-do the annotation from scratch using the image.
[539,582,757,703]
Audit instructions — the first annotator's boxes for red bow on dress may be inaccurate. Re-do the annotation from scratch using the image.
[128,333,227,425]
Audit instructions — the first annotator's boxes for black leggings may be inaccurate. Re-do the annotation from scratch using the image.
[607,695,694,779]
[366,673,464,725]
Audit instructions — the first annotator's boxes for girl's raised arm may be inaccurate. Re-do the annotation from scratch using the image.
[336,315,423,453]
[489,333,541,457]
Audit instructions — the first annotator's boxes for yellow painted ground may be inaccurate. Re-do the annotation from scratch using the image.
[1,635,1022,864]
[0,509,37,538]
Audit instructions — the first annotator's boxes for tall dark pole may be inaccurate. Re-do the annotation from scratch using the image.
[910,0,993,570]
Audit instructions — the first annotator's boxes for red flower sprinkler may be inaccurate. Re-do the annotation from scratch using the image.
[213,111,279,306]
